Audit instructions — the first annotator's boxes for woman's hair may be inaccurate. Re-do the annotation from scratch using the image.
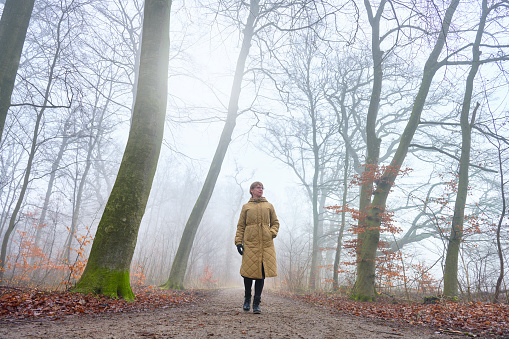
[249,181,264,197]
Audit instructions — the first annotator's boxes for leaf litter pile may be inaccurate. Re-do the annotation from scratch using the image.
[0,286,200,321]
[279,292,509,337]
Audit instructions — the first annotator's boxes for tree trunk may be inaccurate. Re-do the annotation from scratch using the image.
[71,0,171,300]
[443,0,487,298]
[442,105,479,299]
[492,129,506,303]
[311,183,328,289]
[0,96,44,283]
[93,141,113,206]
[333,148,349,290]
[353,0,459,301]
[0,0,35,142]
[329,63,356,291]
[0,5,66,282]
[31,122,71,277]
[63,97,109,263]
[224,178,246,285]
[161,0,259,290]
[352,0,385,301]
[308,103,322,290]
[63,134,94,263]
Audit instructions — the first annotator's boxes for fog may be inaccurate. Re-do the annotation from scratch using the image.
[1,0,508,300]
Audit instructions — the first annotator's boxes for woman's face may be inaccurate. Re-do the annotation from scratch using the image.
[251,185,264,198]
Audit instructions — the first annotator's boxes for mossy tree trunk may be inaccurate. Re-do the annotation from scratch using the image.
[72,0,171,300]
[161,0,259,290]
[352,0,459,301]
[443,0,488,298]
[0,0,35,142]
[351,0,385,301]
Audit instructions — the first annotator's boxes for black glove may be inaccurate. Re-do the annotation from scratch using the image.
[236,244,244,255]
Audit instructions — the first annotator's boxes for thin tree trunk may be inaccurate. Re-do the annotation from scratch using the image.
[31,122,71,281]
[309,111,321,290]
[224,178,245,285]
[0,150,24,236]
[72,0,171,300]
[311,183,327,289]
[443,0,488,298]
[63,135,93,263]
[333,148,349,290]
[63,92,109,263]
[442,104,479,299]
[93,141,113,205]
[161,0,259,290]
[492,131,506,303]
[329,65,355,291]
[0,6,66,282]
[0,0,35,142]
[34,128,70,253]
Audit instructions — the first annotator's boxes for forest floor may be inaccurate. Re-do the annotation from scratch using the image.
[0,286,507,338]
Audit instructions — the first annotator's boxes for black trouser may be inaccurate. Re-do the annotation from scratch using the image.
[243,264,265,297]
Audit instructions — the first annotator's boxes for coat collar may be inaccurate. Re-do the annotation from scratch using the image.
[249,197,267,203]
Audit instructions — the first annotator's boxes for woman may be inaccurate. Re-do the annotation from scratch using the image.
[235,181,279,314]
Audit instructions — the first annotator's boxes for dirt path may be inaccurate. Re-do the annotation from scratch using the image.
[0,288,449,338]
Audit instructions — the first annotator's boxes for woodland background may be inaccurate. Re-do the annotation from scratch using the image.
[0,0,508,305]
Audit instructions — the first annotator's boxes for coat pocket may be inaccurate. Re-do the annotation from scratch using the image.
[244,225,258,247]
[262,224,273,244]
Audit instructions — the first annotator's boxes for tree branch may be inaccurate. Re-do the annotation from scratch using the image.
[409,144,497,173]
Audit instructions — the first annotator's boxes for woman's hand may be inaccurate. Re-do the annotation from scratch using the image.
[236,244,244,255]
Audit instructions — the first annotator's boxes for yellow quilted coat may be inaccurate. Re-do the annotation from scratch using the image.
[235,197,279,279]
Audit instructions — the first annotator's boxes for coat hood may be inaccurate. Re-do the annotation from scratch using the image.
[249,197,267,203]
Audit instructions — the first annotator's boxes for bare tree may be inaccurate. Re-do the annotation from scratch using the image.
[161,0,260,290]
[442,0,509,298]
[263,30,341,289]
[352,0,460,301]
[30,115,72,274]
[62,84,111,263]
[485,104,508,302]
[0,1,74,282]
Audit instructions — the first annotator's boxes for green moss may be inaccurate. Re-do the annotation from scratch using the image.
[72,267,135,301]
[351,294,375,302]
[159,280,184,290]
[445,295,459,302]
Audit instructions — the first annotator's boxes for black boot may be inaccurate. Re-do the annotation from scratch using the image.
[243,295,251,311]
[252,296,261,314]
